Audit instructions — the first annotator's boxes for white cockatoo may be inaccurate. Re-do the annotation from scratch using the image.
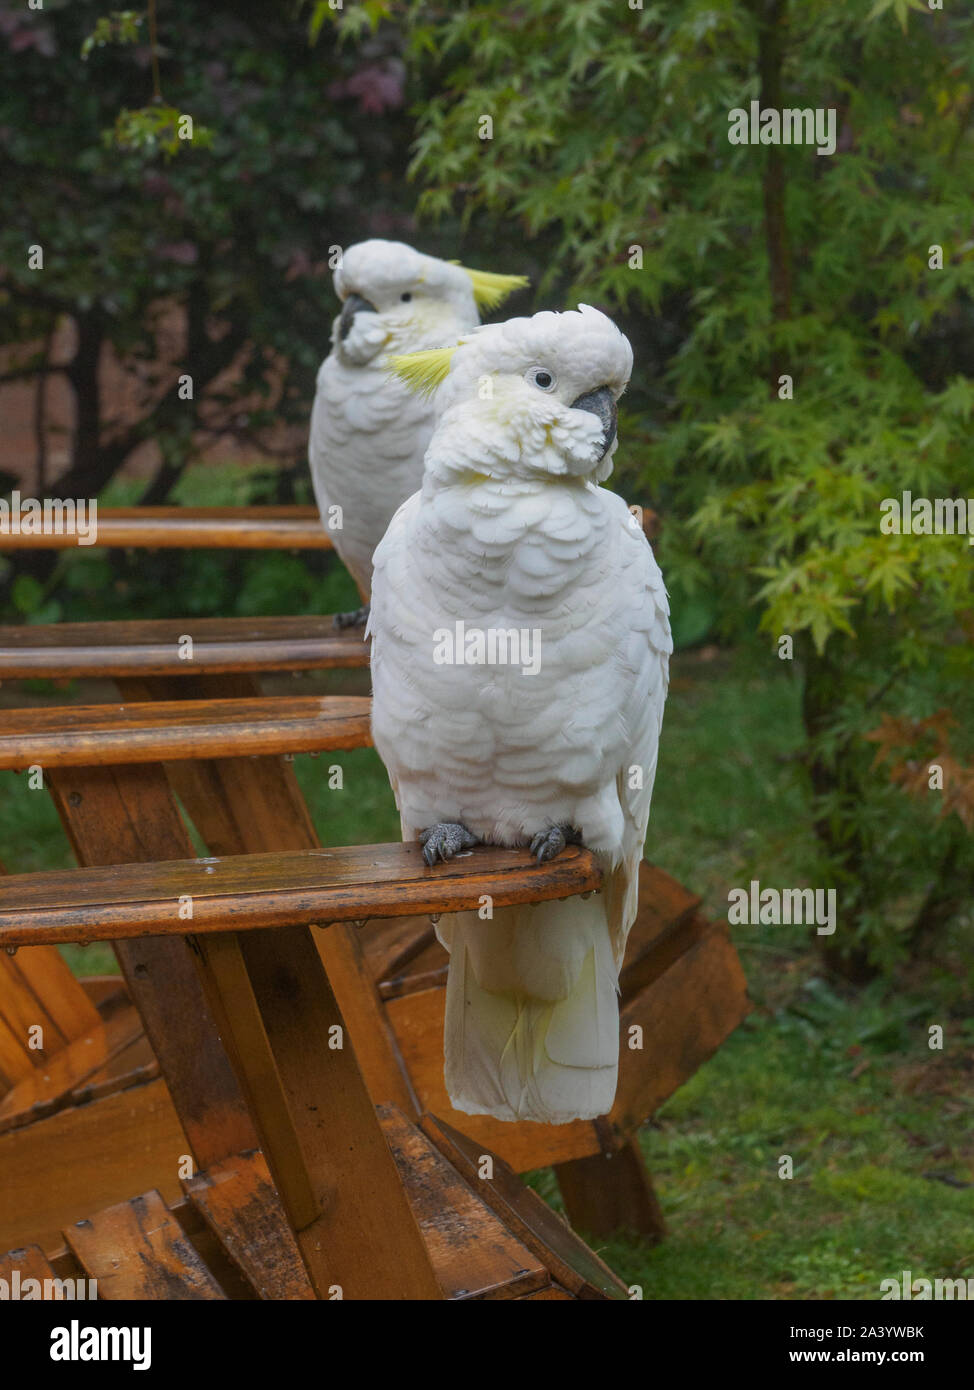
[308,239,528,624]
[368,305,672,1124]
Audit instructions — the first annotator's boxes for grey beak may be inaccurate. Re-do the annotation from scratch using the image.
[339,292,378,340]
[570,385,617,458]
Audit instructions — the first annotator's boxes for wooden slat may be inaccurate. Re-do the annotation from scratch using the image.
[182,1151,314,1301]
[0,615,368,679]
[2,946,101,1042]
[0,1005,145,1132]
[47,763,259,1169]
[0,842,602,946]
[619,862,706,1000]
[554,1137,666,1242]
[65,1189,227,1299]
[0,1011,35,1092]
[35,1198,273,1302]
[377,1105,549,1300]
[420,1115,630,1301]
[0,951,72,1063]
[608,920,750,1137]
[0,1078,187,1252]
[0,506,334,550]
[0,1244,68,1298]
[0,696,372,769]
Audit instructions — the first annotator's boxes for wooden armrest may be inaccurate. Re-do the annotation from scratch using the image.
[0,506,333,551]
[0,695,371,768]
[0,615,368,679]
[0,843,602,946]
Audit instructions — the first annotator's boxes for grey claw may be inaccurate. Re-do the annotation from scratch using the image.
[419,822,479,866]
[334,604,370,630]
[530,824,583,864]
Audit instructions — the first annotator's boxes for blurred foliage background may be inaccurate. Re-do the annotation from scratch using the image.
[0,0,971,1296]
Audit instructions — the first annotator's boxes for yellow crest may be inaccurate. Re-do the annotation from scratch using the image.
[387,345,459,396]
[457,265,530,311]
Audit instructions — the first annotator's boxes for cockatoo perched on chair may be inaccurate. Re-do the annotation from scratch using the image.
[368,305,671,1124]
[308,239,528,626]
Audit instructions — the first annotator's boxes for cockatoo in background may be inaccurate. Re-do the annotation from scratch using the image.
[368,305,672,1124]
[308,239,528,625]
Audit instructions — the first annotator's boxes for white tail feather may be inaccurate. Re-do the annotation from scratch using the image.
[437,893,620,1124]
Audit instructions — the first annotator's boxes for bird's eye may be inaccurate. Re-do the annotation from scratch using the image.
[400,292,412,302]
[527,367,556,391]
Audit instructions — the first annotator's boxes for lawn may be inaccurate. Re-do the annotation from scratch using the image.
[1,647,971,1298]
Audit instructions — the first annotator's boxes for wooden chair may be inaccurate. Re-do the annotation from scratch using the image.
[0,502,745,1243]
[0,663,749,1241]
[0,837,628,1299]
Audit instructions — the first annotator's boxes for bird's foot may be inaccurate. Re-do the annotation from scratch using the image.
[419,822,479,867]
[529,824,583,864]
[334,604,370,630]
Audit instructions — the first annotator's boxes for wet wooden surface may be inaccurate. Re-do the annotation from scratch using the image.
[0,842,602,946]
[0,1077,188,1252]
[0,615,368,679]
[182,1151,314,1301]
[65,1189,228,1300]
[0,695,371,768]
[419,1114,631,1301]
[377,1105,548,1300]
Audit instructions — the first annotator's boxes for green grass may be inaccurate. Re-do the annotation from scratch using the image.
[529,976,974,1298]
[2,647,971,1296]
